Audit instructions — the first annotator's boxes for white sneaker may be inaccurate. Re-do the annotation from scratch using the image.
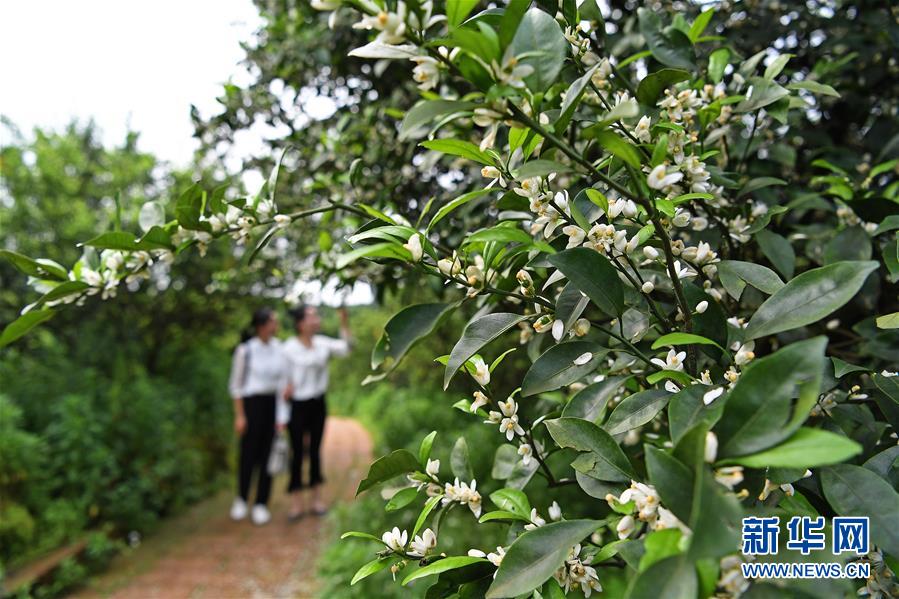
[230,498,248,521]
[251,504,271,526]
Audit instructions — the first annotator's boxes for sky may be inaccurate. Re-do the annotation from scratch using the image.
[0,0,261,166]
[0,0,372,305]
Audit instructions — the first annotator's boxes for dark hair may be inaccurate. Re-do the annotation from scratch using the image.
[240,307,275,343]
[289,305,308,329]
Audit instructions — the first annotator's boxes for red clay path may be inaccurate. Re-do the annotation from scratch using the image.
[74,417,372,599]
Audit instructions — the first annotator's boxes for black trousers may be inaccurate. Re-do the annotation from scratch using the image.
[238,394,275,505]
[287,395,327,491]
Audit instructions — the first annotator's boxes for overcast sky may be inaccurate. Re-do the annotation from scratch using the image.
[0,1,372,305]
[0,0,261,166]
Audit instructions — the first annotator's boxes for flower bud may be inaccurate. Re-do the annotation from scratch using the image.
[641,281,655,294]
[573,318,590,337]
[481,166,501,179]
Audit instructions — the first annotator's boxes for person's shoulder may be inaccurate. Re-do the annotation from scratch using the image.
[281,336,298,350]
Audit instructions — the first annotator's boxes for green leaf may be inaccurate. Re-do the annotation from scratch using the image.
[515,159,572,179]
[421,138,494,165]
[668,385,725,444]
[788,80,840,98]
[413,495,442,537]
[465,224,535,246]
[0,250,68,280]
[626,556,697,599]
[604,389,670,436]
[763,53,792,80]
[351,558,390,585]
[447,0,480,27]
[873,374,899,432]
[715,337,827,457]
[82,231,140,251]
[639,529,685,572]
[356,449,421,495]
[489,488,531,517]
[487,520,600,598]
[444,313,530,389]
[555,64,599,134]
[562,376,629,422]
[0,309,55,348]
[174,183,205,230]
[521,341,606,397]
[479,510,531,523]
[499,0,529,48]
[736,176,786,198]
[877,312,899,329]
[687,466,742,560]
[688,9,714,42]
[708,48,729,84]
[545,417,637,481]
[637,8,695,70]
[386,487,419,511]
[744,261,879,340]
[508,8,569,91]
[404,556,487,586]
[831,357,868,378]
[717,260,784,301]
[429,189,492,231]
[548,248,624,317]
[723,428,861,469]
[873,215,899,236]
[736,77,790,112]
[451,437,474,481]
[401,100,476,140]
[646,447,693,522]
[374,303,456,372]
[591,130,642,168]
[341,530,386,543]
[419,431,437,466]
[824,227,873,264]
[755,229,795,279]
[651,332,722,351]
[821,464,899,557]
[636,68,691,105]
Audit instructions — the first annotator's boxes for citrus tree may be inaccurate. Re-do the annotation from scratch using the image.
[2,1,898,597]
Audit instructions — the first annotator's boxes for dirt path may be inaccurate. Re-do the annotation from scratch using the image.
[74,417,372,599]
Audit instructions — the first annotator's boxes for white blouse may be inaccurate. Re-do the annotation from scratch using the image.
[283,334,350,401]
[228,337,289,400]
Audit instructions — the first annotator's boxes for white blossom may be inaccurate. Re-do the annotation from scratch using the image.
[470,390,489,413]
[409,528,437,557]
[425,458,440,481]
[647,164,684,190]
[381,526,408,552]
[470,355,490,386]
[403,233,423,262]
[548,501,562,521]
[651,348,686,372]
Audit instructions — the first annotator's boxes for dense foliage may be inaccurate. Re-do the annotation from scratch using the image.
[3,1,899,598]
[0,124,247,588]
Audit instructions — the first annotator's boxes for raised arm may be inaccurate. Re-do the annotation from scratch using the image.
[330,307,352,357]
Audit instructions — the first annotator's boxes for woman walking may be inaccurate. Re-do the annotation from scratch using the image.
[283,305,351,519]
[228,307,287,526]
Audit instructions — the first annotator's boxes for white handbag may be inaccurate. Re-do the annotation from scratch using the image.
[267,431,289,475]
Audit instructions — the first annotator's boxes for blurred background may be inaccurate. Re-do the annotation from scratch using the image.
[1,0,897,597]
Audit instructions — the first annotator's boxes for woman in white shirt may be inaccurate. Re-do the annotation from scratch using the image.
[227,307,288,526]
[282,305,351,518]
